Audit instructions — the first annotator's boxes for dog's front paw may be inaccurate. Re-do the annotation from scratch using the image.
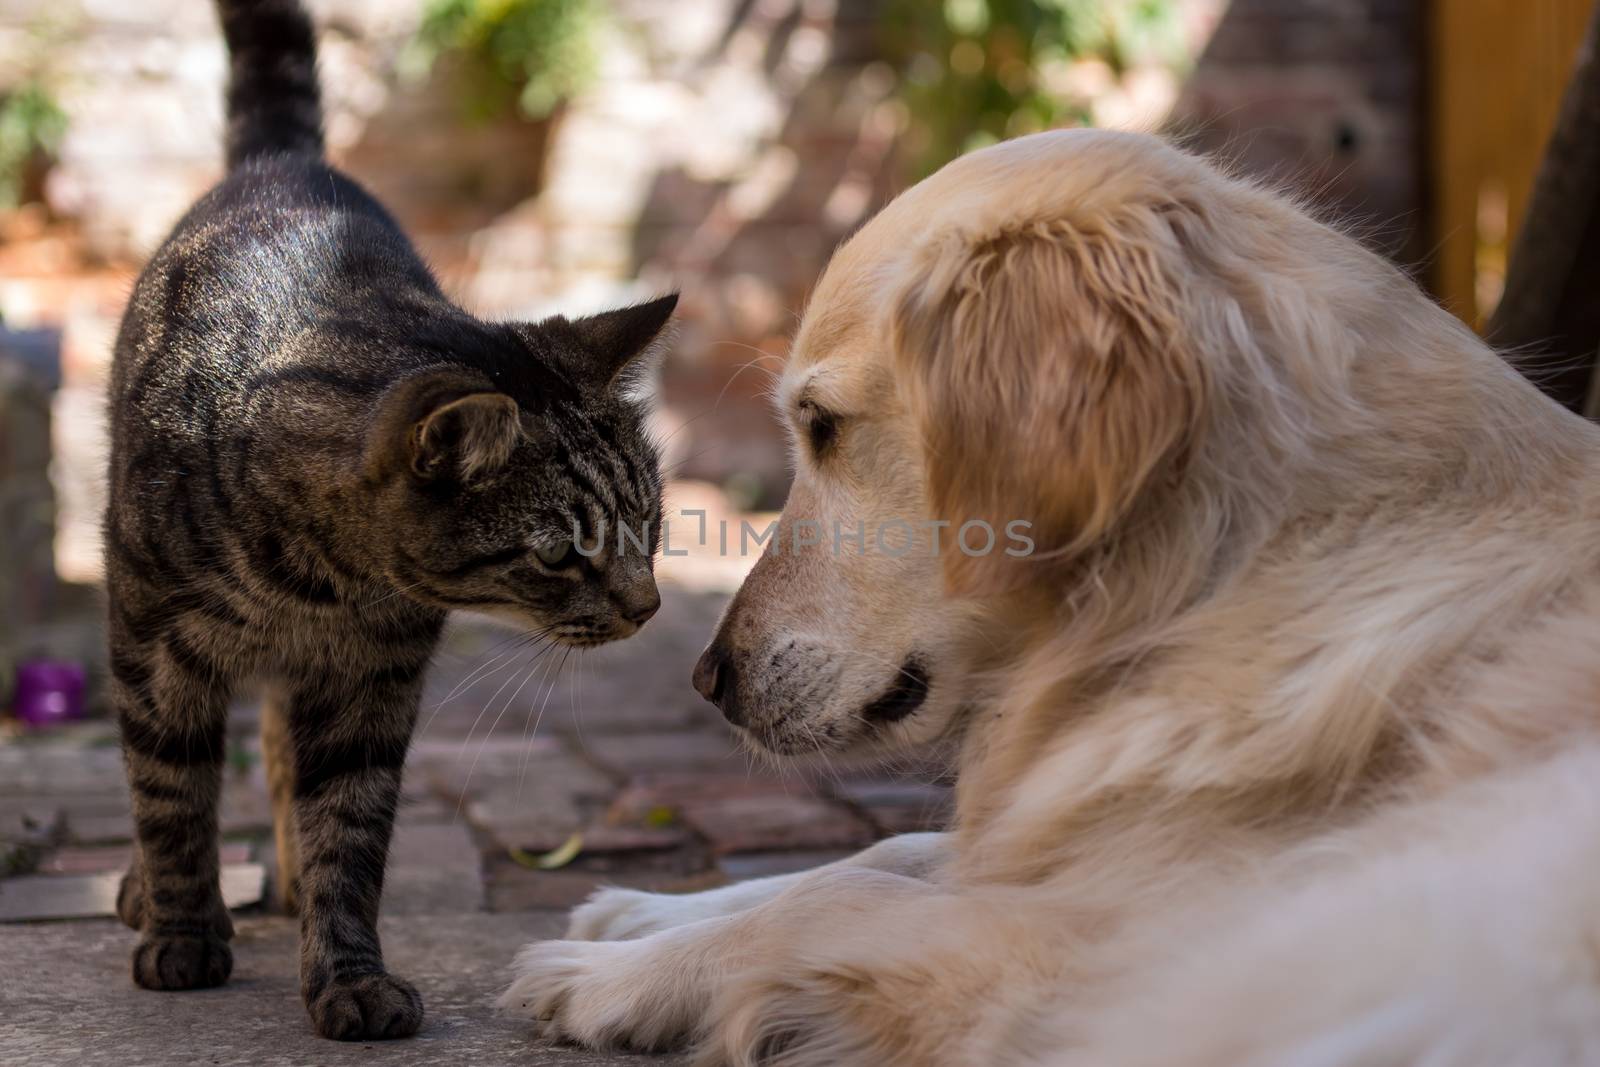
[498,938,698,1051]
[307,972,424,1040]
[566,887,687,941]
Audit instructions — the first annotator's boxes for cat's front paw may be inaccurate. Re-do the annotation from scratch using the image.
[498,938,697,1051]
[307,972,424,1040]
[131,929,233,990]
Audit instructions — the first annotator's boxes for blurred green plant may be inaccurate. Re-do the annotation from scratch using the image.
[881,0,1187,176]
[408,0,600,121]
[0,81,67,209]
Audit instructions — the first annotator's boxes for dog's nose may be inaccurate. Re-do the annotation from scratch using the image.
[692,643,727,704]
[693,642,745,726]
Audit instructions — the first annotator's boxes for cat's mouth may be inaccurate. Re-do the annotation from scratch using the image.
[551,624,634,647]
[468,606,640,646]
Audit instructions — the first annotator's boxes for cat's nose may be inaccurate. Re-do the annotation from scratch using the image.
[616,583,660,626]
[624,593,659,625]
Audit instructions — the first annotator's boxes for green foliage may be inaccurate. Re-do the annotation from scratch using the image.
[409,0,600,121]
[880,0,1186,177]
[0,81,66,209]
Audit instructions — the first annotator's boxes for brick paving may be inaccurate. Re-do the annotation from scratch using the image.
[0,581,950,1061]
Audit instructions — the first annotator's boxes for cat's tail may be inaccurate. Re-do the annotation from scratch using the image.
[214,0,324,169]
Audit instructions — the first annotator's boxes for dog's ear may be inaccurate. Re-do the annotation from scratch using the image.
[887,210,1207,597]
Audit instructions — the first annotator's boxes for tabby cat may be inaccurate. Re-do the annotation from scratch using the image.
[107,0,671,1040]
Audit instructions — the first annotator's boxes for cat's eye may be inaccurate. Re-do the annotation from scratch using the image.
[535,541,580,569]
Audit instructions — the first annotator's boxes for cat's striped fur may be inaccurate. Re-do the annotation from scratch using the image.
[107,0,672,1040]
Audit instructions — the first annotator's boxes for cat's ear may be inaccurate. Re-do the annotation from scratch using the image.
[565,293,679,395]
[368,371,524,485]
[411,391,523,482]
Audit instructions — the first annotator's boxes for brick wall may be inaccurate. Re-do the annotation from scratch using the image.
[0,329,59,696]
[0,0,1433,568]
[1172,0,1428,266]
[2,0,906,537]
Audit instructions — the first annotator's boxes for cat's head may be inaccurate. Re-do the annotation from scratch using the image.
[361,295,677,645]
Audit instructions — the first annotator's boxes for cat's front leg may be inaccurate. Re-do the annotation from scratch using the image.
[112,610,236,991]
[284,667,425,1040]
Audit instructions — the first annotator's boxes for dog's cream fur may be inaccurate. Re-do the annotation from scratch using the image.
[499,130,1600,1065]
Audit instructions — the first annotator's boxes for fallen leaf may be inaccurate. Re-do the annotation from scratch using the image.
[510,832,584,870]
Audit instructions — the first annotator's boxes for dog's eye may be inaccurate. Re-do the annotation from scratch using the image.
[535,541,580,569]
[803,405,838,457]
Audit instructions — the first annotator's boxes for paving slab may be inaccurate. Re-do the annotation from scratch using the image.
[832,779,954,835]
[418,737,616,808]
[0,732,124,794]
[385,821,486,915]
[58,809,133,845]
[0,863,263,922]
[716,850,857,880]
[489,819,692,856]
[39,841,253,875]
[679,792,875,855]
[483,846,722,912]
[578,730,749,776]
[0,912,679,1066]
[0,805,59,843]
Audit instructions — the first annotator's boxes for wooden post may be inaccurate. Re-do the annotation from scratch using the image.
[1488,0,1600,413]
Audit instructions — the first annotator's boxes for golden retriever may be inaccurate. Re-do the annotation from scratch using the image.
[499,129,1600,1066]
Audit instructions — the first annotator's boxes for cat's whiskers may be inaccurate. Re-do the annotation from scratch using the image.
[417,628,549,742]
[567,650,591,761]
[707,351,785,415]
[651,408,716,452]
[451,633,558,766]
[509,643,568,805]
[651,347,782,456]
[515,648,572,806]
[658,447,718,481]
[456,648,553,819]
[361,578,427,608]
[427,631,534,711]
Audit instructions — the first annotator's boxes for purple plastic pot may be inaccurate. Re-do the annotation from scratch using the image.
[11,660,87,729]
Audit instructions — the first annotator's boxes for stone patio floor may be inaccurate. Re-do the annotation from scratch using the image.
[0,582,952,1064]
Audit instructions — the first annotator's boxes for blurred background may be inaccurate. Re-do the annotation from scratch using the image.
[0,0,1596,716]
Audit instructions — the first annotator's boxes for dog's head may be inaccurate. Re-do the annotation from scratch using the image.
[694,129,1410,755]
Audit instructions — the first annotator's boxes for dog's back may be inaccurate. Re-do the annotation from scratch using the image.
[1004,578,1600,1066]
